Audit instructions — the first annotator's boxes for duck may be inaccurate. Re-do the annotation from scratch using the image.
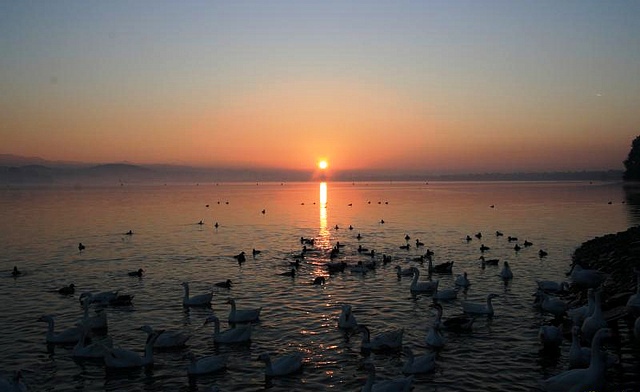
[186,352,228,375]
[38,315,82,344]
[278,268,296,277]
[58,283,75,295]
[581,288,607,343]
[626,268,640,318]
[312,276,326,285]
[402,347,436,374]
[540,328,613,392]
[104,329,163,369]
[252,248,261,256]
[361,362,413,392]
[227,298,261,323]
[80,297,108,330]
[523,240,533,247]
[0,370,27,392]
[214,279,232,289]
[480,244,490,252]
[427,259,454,274]
[128,268,144,277]
[11,266,21,277]
[409,267,438,293]
[326,261,347,273]
[461,293,499,316]
[338,304,358,330]
[256,352,304,377]
[181,282,213,307]
[395,265,414,278]
[78,242,85,251]
[354,325,403,353]
[567,264,607,289]
[454,272,471,288]
[479,255,499,267]
[233,251,246,263]
[539,249,549,258]
[538,324,563,349]
[430,303,475,332]
[204,315,252,344]
[350,261,369,274]
[140,325,190,349]
[425,325,445,348]
[72,321,112,359]
[415,239,425,247]
[432,281,458,301]
[500,261,513,281]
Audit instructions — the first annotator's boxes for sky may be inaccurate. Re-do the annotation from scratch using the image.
[1,0,639,175]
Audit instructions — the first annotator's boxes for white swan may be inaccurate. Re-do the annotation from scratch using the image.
[500,261,513,281]
[568,264,607,289]
[0,371,27,392]
[72,321,112,359]
[568,288,595,326]
[626,269,640,317]
[634,316,640,341]
[408,267,438,293]
[461,294,499,316]
[536,280,569,294]
[537,290,568,318]
[181,282,213,307]
[79,291,118,306]
[454,272,471,288]
[538,325,563,349]
[227,298,261,323]
[186,352,227,375]
[425,325,445,348]
[38,315,81,344]
[395,265,414,278]
[402,347,436,374]
[540,328,612,392]
[432,281,458,301]
[140,325,190,348]
[338,304,358,330]
[361,362,413,392]
[355,325,403,353]
[80,297,107,330]
[567,325,617,370]
[104,329,163,369]
[256,352,303,377]
[204,315,252,343]
[581,288,607,343]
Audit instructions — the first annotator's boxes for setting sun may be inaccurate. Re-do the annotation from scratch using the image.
[318,160,328,170]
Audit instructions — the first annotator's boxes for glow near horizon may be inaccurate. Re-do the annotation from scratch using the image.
[1,1,639,174]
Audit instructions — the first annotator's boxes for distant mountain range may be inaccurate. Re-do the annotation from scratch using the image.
[0,154,623,185]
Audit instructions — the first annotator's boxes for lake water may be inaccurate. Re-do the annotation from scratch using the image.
[0,181,638,391]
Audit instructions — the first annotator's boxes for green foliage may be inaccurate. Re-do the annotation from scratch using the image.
[624,135,640,181]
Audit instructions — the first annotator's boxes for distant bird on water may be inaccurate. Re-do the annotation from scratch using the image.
[11,266,21,277]
[214,279,232,289]
[234,252,246,264]
[128,268,144,277]
[78,242,85,251]
[58,283,75,295]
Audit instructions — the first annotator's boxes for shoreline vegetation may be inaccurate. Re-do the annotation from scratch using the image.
[0,155,623,185]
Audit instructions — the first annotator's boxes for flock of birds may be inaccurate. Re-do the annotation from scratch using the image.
[5,218,640,392]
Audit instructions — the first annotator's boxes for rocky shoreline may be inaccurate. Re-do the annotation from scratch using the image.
[571,225,640,315]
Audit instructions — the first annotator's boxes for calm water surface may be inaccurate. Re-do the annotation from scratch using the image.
[0,181,638,391]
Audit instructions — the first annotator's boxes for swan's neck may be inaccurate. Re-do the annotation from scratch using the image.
[183,285,189,300]
[486,297,494,312]
[143,338,155,364]
[213,319,221,335]
[46,318,55,334]
[360,328,370,343]
[82,300,90,318]
[589,335,606,372]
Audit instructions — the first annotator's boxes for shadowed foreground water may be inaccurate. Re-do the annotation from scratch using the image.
[1,181,639,391]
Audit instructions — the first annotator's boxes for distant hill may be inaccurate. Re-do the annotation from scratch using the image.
[0,154,624,185]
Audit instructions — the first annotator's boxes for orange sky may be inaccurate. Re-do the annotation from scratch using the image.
[1,2,639,175]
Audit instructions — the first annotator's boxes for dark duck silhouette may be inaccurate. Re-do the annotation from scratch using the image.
[128,268,144,277]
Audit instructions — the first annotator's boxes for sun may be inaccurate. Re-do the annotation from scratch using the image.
[318,160,328,170]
